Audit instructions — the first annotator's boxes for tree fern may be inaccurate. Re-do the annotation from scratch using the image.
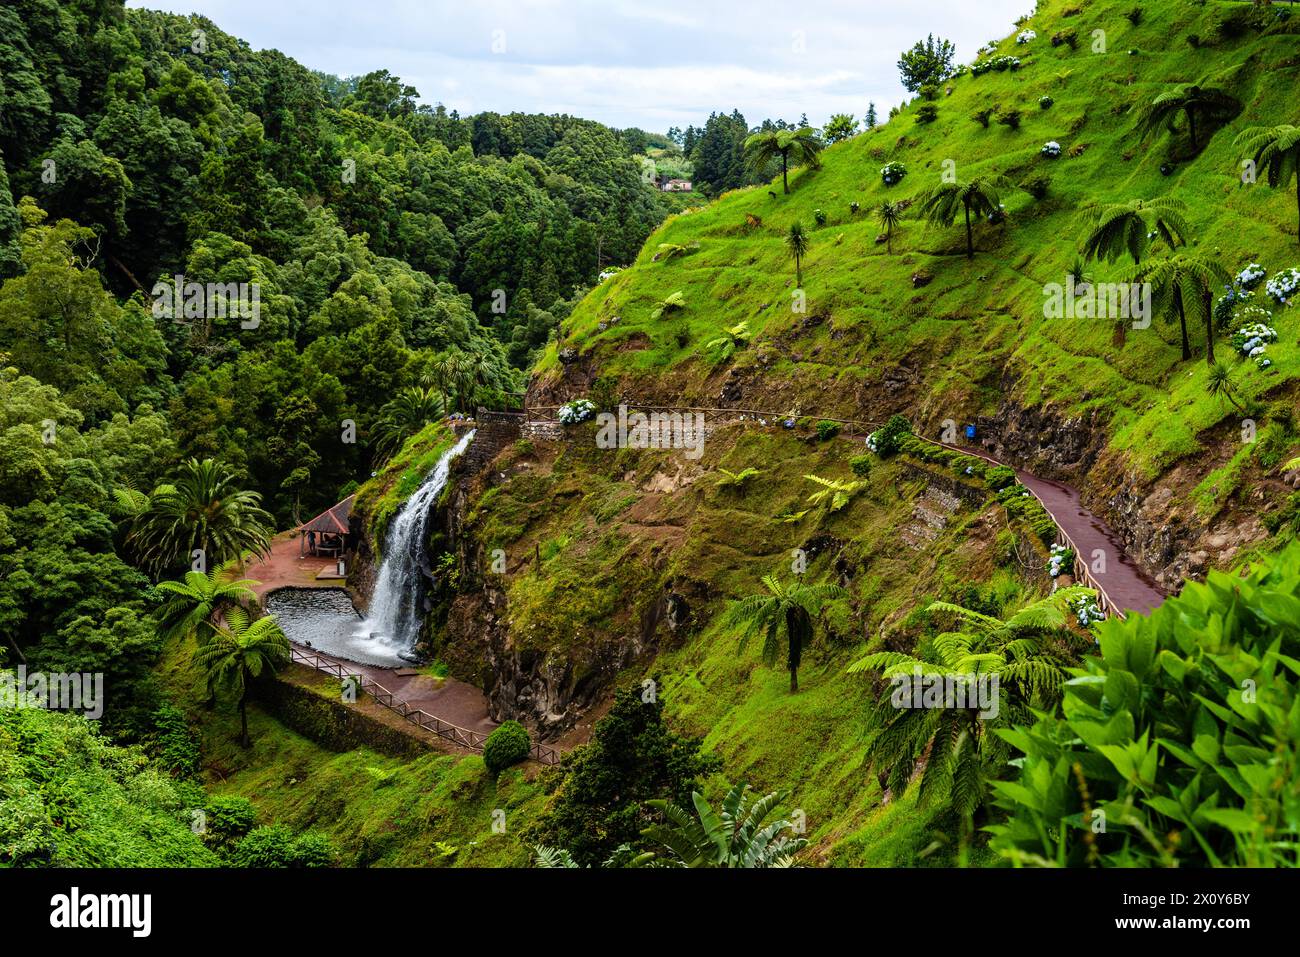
[649,290,686,320]
[803,473,867,512]
[715,466,761,489]
[1235,124,1300,244]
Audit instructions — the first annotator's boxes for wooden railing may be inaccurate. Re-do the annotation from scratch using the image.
[288,647,562,765]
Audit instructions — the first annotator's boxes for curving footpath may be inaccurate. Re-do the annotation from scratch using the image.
[937,442,1165,617]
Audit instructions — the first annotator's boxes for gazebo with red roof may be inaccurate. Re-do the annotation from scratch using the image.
[297,493,356,558]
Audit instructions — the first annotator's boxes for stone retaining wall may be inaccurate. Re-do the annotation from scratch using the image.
[464,409,524,472]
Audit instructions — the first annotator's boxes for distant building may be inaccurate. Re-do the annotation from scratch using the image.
[663,179,693,192]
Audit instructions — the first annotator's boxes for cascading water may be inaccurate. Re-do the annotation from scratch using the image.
[355,430,475,659]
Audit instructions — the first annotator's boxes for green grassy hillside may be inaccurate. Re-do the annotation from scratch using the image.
[447,420,1069,863]
[539,0,1300,488]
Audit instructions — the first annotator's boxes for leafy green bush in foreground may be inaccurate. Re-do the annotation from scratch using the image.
[988,545,1300,867]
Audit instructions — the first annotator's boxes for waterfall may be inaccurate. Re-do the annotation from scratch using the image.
[356,430,475,656]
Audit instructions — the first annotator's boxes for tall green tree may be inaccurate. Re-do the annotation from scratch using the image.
[1121,253,1229,363]
[785,221,809,287]
[526,684,720,867]
[822,113,858,144]
[1136,83,1238,153]
[192,606,289,747]
[848,587,1091,820]
[128,458,275,575]
[917,176,1008,260]
[742,127,824,194]
[1235,124,1300,244]
[722,575,845,692]
[0,149,21,278]
[897,34,957,93]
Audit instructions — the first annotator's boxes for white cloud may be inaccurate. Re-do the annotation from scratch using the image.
[126,0,1034,129]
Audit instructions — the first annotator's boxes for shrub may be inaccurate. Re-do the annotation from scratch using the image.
[914,104,939,124]
[230,825,338,868]
[557,398,596,424]
[150,704,201,778]
[972,107,995,128]
[813,208,827,226]
[984,465,1017,491]
[990,546,1300,867]
[1041,140,1062,158]
[1051,29,1078,48]
[1038,95,1054,110]
[996,484,1057,545]
[971,55,1020,77]
[1265,266,1300,305]
[1124,6,1143,26]
[1047,542,1075,578]
[880,161,907,185]
[997,109,1022,130]
[483,720,531,774]
[204,796,258,850]
[849,454,872,477]
[867,414,912,457]
[816,420,841,441]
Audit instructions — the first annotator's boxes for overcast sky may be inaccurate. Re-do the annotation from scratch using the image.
[126,0,1034,132]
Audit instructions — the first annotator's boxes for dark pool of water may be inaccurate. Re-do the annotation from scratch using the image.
[266,588,406,668]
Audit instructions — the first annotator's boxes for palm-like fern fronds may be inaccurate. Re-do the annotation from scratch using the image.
[1136,83,1238,152]
[1077,197,1191,264]
[722,574,846,692]
[649,291,686,320]
[1235,125,1300,244]
[743,127,824,194]
[715,466,762,489]
[641,783,807,867]
[703,321,752,364]
[848,585,1093,817]
[1120,253,1230,363]
[916,175,1010,259]
[803,473,867,512]
[532,845,580,868]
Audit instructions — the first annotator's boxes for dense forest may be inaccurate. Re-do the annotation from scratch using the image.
[3,0,1299,878]
[0,1,685,522]
[0,0,687,861]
